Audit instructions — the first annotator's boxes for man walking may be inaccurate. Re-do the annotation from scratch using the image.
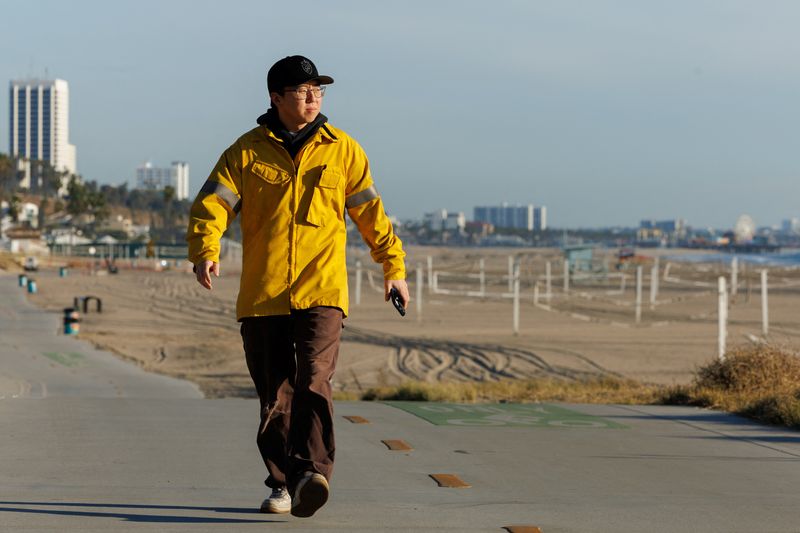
[186,55,408,518]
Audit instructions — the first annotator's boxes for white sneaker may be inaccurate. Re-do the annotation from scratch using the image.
[260,486,291,514]
[291,472,329,517]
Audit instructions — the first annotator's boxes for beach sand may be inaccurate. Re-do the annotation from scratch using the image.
[12,245,800,398]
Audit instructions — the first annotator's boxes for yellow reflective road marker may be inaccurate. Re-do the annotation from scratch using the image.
[381,439,413,451]
[343,415,370,424]
[429,473,471,488]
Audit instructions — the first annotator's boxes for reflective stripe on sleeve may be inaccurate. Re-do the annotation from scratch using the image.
[345,185,379,209]
[200,180,242,213]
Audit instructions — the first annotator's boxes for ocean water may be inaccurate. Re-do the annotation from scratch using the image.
[665,250,800,267]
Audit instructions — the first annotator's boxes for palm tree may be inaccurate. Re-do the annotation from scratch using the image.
[0,153,18,201]
[8,195,21,222]
[33,160,65,199]
[163,185,175,231]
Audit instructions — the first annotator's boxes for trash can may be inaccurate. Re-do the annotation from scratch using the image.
[27,279,37,294]
[18,274,27,287]
[63,308,80,335]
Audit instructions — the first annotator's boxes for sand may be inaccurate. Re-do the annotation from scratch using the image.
[10,245,800,398]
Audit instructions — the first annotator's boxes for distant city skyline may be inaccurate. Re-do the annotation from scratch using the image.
[2,1,799,229]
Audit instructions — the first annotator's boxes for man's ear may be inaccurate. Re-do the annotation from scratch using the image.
[269,91,281,107]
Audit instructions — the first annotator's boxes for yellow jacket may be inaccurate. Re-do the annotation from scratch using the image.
[186,122,405,319]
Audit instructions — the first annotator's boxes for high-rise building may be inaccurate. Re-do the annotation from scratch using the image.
[423,209,448,231]
[135,161,190,200]
[170,161,189,200]
[474,203,547,231]
[534,206,547,231]
[9,79,77,182]
[782,218,800,235]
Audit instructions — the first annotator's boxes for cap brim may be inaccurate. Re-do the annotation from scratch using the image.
[314,75,334,85]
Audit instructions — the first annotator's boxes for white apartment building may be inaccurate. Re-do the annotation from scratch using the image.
[9,79,77,192]
[534,206,547,231]
[135,161,190,200]
[444,211,466,231]
[423,209,448,231]
[423,209,465,232]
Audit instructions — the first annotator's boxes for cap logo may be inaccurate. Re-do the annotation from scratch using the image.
[300,59,313,74]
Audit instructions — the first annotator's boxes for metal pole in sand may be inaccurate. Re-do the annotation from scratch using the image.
[635,265,643,324]
[545,261,552,303]
[479,258,486,296]
[533,281,539,306]
[650,266,658,309]
[355,259,362,306]
[563,259,570,294]
[513,259,520,335]
[427,256,433,293]
[416,263,423,323]
[761,269,769,337]
[650,257,661,305]
[508,255,514,292]
[731,257,739,299]
[718,276,728,360]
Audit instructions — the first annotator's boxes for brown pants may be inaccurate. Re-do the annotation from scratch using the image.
[241,306,343,491]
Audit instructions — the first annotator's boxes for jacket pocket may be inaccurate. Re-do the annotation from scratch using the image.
[306,166,343,227]
[249,160,290,185]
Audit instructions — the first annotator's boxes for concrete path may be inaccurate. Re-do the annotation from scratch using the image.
[0,273,202,399]
[2,274,800,532]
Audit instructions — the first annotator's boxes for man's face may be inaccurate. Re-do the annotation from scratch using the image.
[271,82,324,130]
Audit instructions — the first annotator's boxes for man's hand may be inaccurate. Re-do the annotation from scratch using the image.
[384,279,409,309]
[195,260,220,290]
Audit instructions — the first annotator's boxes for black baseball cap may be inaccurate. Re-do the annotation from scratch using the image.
[267,55,334,93]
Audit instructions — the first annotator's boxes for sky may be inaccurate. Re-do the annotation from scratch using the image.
[2,0,799,229]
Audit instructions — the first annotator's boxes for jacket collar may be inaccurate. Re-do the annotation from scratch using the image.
[255,109,337,144]
[319,123,339,143]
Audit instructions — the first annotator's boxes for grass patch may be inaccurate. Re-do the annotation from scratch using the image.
[664,344,800,428]
[332,390,361,401]
[361,376,666,405]
[358,344,800,429]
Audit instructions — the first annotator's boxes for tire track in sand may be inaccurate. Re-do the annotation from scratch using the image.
[342,326,622,383]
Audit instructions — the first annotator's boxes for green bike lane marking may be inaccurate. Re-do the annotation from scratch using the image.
[42,352,86,368]
[384,401,627,429]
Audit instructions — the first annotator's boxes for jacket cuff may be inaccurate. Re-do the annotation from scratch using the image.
[383,259,406,280]
[189,253,219,269]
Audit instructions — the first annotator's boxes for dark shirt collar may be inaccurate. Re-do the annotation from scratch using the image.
[256,108,328,158]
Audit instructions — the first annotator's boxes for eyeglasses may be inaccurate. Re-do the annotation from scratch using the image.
[284,85,326,99]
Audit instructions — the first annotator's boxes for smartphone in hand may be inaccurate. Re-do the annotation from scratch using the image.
[389,288,406,317]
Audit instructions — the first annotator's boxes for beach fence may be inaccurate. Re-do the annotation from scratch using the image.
[348,251,617,333]
[48,239,246,272]
[421,251,654,332]
[49,241,200,272]
[346,250,786,346]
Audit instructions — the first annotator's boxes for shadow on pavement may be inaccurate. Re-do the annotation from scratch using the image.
[608,406,800,433]
[588,453,800,461]
[0,501,283,524]
[689,435,800,444]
